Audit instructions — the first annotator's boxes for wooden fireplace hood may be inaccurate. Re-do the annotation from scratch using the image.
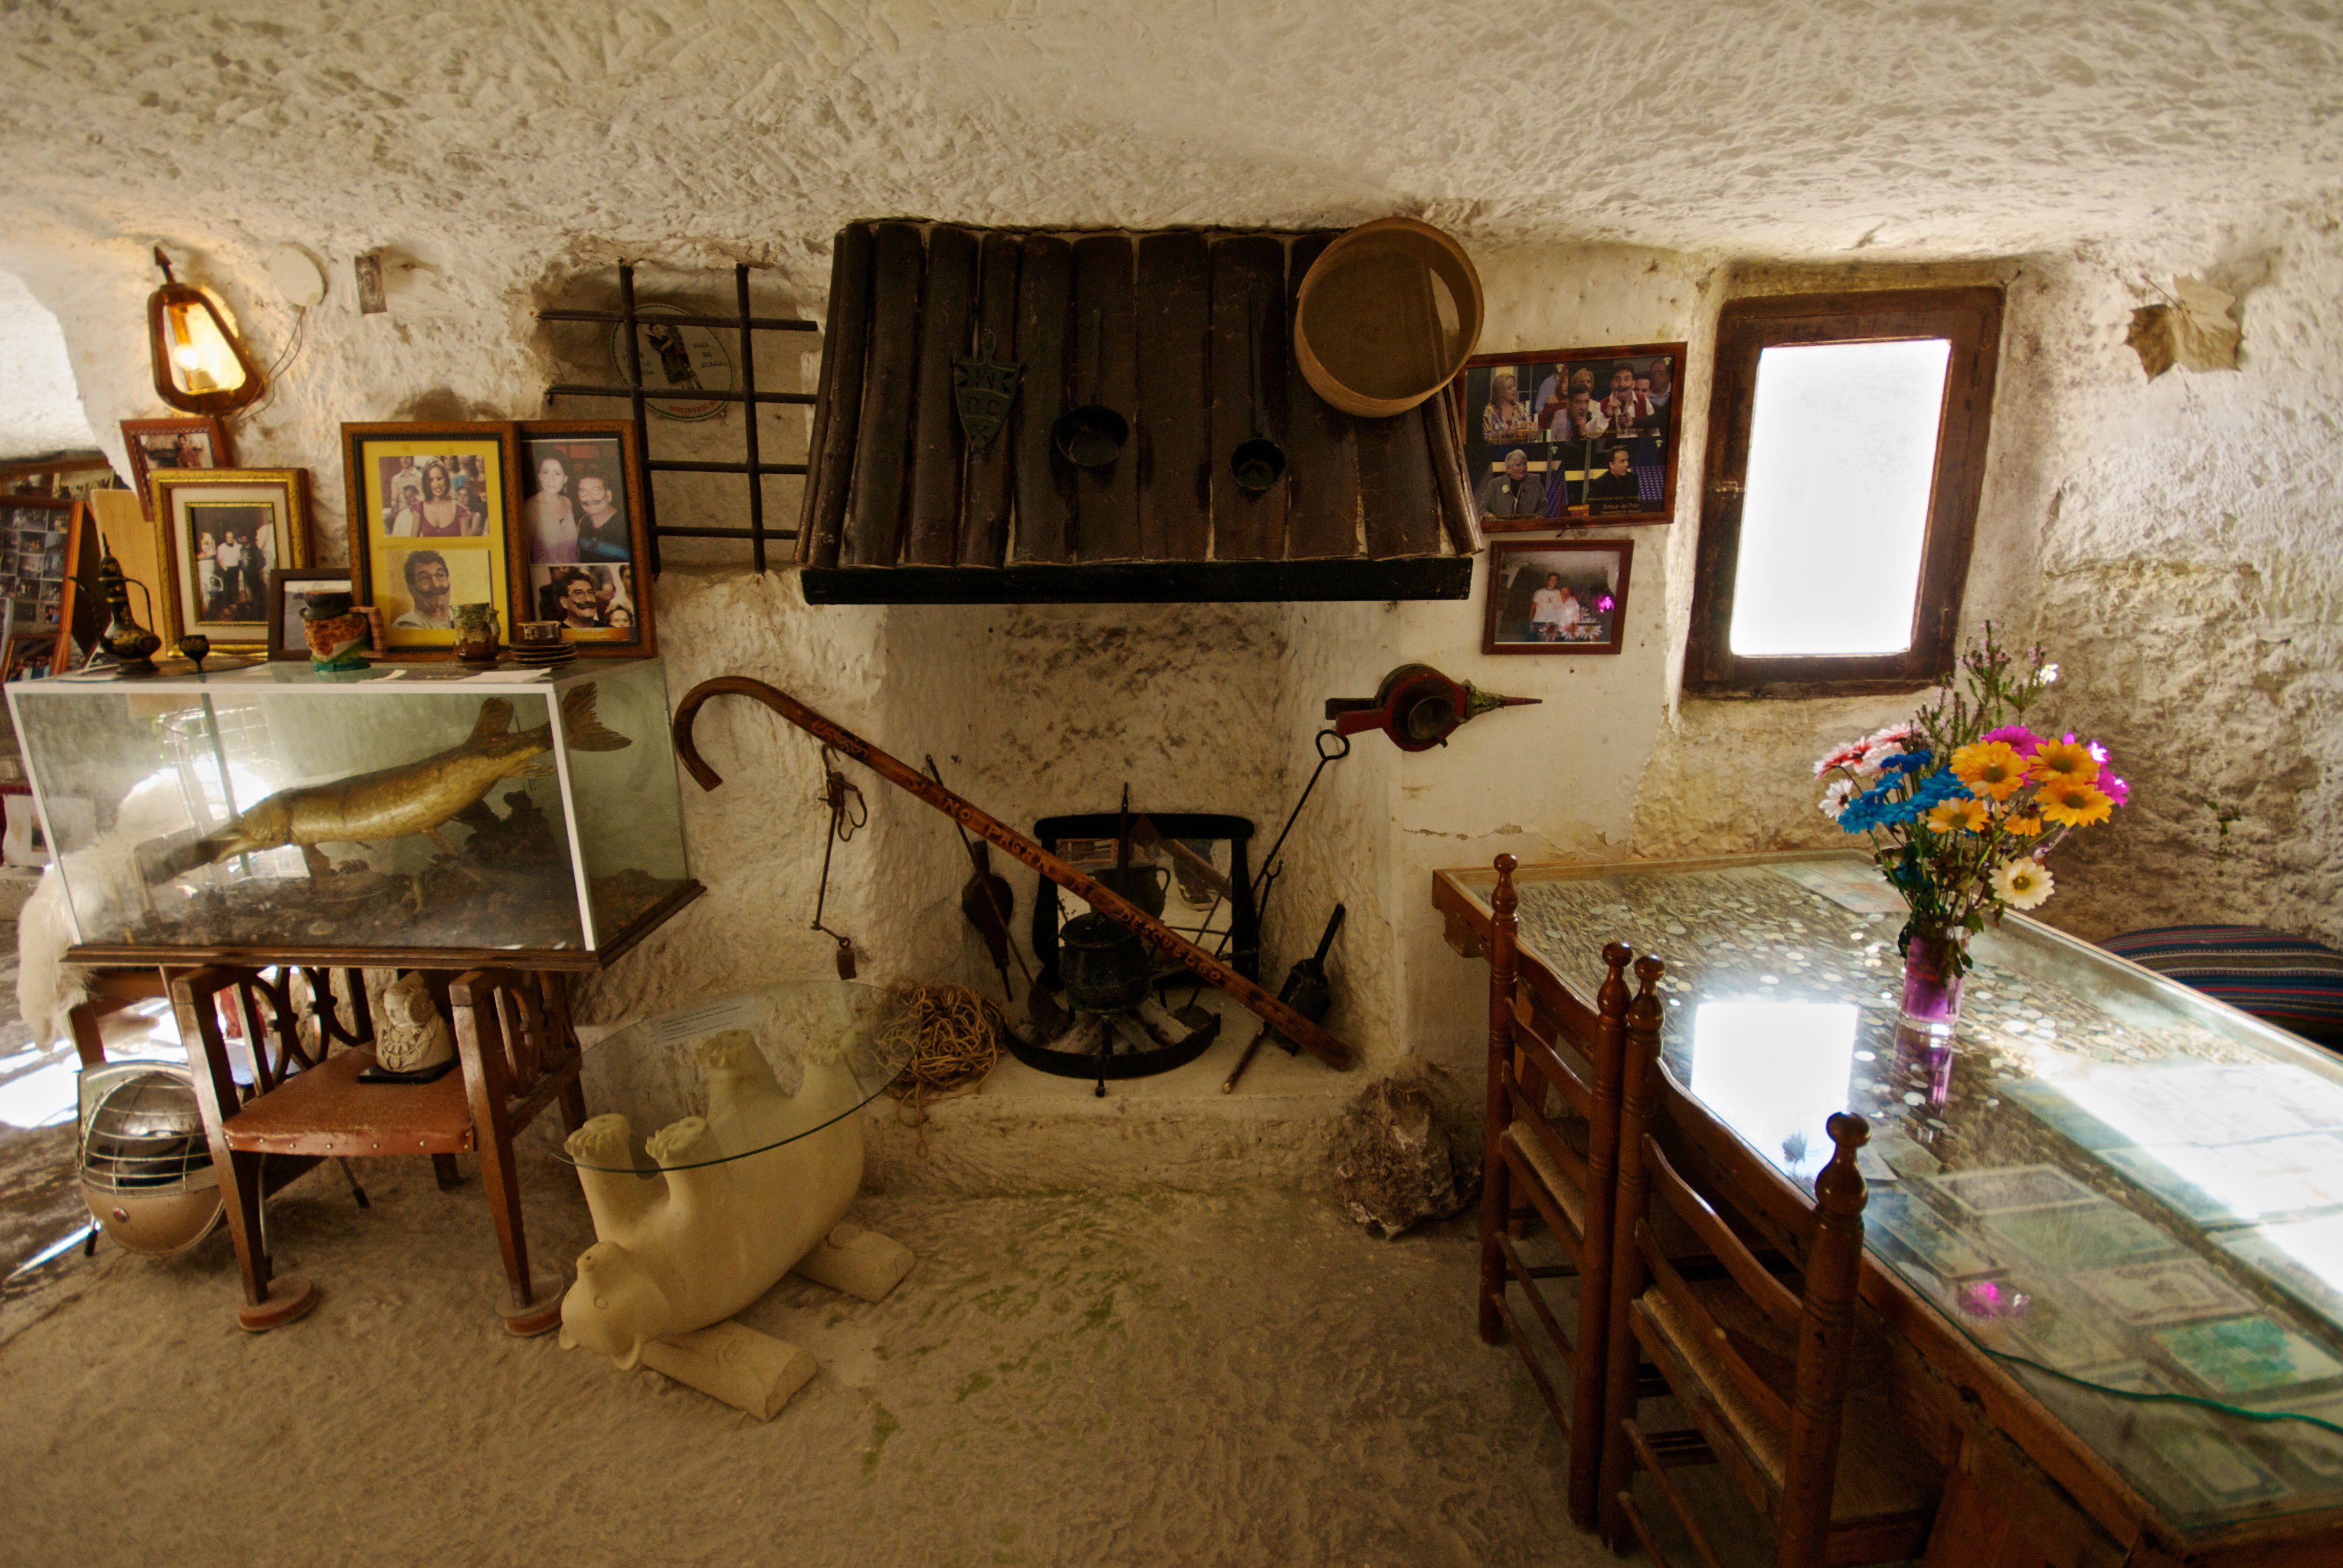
[796,221,1480,604]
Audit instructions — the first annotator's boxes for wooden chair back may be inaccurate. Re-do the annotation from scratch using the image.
[1475,852,1635,1529]
[1598,955,1875,1566]
[447,968,583,1131]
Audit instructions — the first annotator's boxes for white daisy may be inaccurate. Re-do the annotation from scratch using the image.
[1820,779,1859,820]
[1991,857,2054,910]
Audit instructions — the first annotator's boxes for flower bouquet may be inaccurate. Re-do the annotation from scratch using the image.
[1814,626,2129,1041]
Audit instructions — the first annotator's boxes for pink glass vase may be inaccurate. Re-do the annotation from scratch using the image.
[1895,928,1968,1112]
[1898,929,1969,1042]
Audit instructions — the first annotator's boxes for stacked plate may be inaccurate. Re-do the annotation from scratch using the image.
[510,638,575,671]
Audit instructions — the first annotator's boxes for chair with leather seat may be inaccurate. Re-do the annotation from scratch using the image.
[172,964,585,1334]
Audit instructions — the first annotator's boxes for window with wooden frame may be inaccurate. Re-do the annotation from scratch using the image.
[1684,287,2003,697]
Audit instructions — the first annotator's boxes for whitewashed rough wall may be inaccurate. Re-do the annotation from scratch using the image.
[0,0,2338,1056]
[0,270,97,458]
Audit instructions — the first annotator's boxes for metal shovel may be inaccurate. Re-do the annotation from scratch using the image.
[1223,903,1345,1092]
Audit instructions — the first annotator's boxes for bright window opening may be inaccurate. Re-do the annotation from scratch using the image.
[1728,338,1951,658]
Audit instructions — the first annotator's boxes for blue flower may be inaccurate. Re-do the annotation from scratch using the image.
[1911,770,1973,807]
[1838,766,1970,835]
[1879,749,1936,776]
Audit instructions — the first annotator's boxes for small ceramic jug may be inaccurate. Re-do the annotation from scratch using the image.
[451,601,500,665]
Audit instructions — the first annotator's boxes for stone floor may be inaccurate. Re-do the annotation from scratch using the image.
[0,942,1794,1566]
[1,1140,1664,1567]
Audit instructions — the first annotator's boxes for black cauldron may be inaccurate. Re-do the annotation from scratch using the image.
[1058,912,1151,1011]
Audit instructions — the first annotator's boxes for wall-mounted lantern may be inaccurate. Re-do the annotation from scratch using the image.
[146,246,266,414]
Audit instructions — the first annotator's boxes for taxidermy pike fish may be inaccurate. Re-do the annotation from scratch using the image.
[158,684,629,877]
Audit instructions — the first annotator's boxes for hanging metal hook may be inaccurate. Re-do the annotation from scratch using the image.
[811,745,867,976]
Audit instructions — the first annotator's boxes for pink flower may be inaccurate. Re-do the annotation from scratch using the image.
[2087,740,2110,765]
[1814,739,1870,777]
[2103,775,2130,807]
[1982,725,2039,756]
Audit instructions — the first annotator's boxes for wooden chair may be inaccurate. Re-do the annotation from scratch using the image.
[1475,853,1634,1530]
[1598,970,1942,1567]
[173,964,586,1335]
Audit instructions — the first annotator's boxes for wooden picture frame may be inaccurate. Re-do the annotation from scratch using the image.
[149,469,311,652]
[1483,538,1634,655]
[514,419,655,655]
[342,421,523,658]
[121,416,234,520]
[266,567,364,662]
[1452,342,1685,531]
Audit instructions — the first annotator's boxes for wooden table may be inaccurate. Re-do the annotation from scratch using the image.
[1435,851,2343,1567]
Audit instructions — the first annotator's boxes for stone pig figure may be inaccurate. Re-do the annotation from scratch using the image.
[560,1028,906,1372]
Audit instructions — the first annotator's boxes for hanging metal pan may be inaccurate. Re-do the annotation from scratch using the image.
[1230,283,1288,492]
[1052,307,1128,469]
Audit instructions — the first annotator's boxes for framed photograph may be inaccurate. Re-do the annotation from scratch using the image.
[267,568,366,662]
[515,420,654,655]
[342,422,521,656]
[149,469,311,650]
[1452,342,1684,529]
[1484,539,1633,655]
[4,634,53,684]
[121,416,234,520]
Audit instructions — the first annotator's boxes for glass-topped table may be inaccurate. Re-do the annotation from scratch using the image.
[562,980,917,1173]
[1435,851,2343,1552]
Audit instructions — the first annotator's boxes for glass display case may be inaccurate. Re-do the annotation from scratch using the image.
[6,658,695,963]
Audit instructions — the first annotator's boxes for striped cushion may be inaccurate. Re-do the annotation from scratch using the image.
[2100,926,2343,1039]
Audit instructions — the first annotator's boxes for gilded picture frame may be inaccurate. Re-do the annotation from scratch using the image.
[149,468,313,652]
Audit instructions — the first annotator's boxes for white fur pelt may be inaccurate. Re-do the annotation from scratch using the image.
[16,774,217,1048]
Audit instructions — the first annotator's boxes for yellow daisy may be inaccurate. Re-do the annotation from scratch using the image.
[1950,740,2030,801]
[1924,798,1991,835]
[2030,739,2099,785]
[2039,780,2113,828]
[2004,815,2043,837]
[1991,857,2054,910]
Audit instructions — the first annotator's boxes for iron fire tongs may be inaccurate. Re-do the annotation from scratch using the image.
[671,676,1355,1072]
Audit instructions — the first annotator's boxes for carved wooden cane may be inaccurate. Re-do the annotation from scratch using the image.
[671,676,1357,1071]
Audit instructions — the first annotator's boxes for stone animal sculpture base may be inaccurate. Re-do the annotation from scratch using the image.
[560,1028,914,1418]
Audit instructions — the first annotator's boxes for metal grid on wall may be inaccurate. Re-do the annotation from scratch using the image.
[538,263,821,573]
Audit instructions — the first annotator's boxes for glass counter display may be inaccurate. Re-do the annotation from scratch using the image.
[6,658,697,965]
[1437,851,2343,1539]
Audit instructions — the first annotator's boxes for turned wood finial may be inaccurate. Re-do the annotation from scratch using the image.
[1630,953,1664,1006]
[1816,1112,1871,1217]
[1491,853,1518,920]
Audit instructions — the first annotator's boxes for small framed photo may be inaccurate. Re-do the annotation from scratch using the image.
[121,417,235,521]
[267,568,367,662]
[342,422,522,656]
[149,469,312,650]
[1453,342,1685,530]
[4,635,53,684]
[1484,538,1633,655]
[515,420,654,655]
